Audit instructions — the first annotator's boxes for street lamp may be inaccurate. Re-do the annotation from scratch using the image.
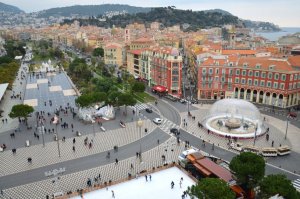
[137,118,143,162]
[253,121,258,146]
[285,115,289,140]
[53,114,61,157]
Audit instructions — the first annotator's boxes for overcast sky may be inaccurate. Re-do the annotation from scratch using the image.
[2,0,299,27]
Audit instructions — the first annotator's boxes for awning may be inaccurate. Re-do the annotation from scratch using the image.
[152,85,168,92]
[193,163,212,176]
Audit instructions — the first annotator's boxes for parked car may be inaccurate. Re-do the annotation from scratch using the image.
[145,108,153,113]
[180,99,187,104]
[153,118,162,124]
[288,112,297,118]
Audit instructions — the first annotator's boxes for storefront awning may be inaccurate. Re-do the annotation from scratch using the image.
[152,85,168,92]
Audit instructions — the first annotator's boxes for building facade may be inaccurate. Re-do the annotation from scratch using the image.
[198,56,300,108]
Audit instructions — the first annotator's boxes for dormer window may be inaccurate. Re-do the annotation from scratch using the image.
[243,63,248,68]
[229,62,233,67]
[255,64,261,69]
[269,65,275,70]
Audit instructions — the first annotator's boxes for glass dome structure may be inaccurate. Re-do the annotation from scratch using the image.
[208,99,261,122]
[204,99,264,138]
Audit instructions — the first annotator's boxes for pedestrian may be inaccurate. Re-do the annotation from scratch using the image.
[271,140,274,147]
[89,142,92,149]
[149,175,152,181]
[171,181,174,189]
[1,189,3,195]
[73,138,76,144]
[27,157,32,163]
[157,139,160,144]
[111,190,115,198]
[72,146,75,152]
[115,158,118,165]
[130,163,134,169]
[145,175,148,182]
[179,180,182,188]
[5,118,7,123]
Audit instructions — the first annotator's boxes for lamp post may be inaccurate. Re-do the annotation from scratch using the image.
[285,115,289,140]
[137,118,143,162]
[53,114,61,157]
[39,119,45,147]
[253,121,258,146]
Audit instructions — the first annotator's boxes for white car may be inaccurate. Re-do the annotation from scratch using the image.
[153,118,162,124]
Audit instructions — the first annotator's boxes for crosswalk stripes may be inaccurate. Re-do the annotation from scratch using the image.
[133,103,149,111]
[159,117,180,134]
[293,179,300,192]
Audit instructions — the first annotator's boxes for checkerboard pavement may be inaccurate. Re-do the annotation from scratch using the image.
[179,108,293,153]
[0,120,156,177]
[1,137,185,199]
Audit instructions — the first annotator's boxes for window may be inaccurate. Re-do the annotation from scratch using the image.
[209,68,213,74]
[280,83,285,90]
[274,73,279,80]
[235,69,240,75]
[273,82,278,89]
[289,83,292,90]
[290,75,293,81]
[216,68,219,74]
[255,71,259,77]
[248,70,253,77]
[294,74,298,80]
[242,70,246,76]
[248,79,252,85]
[261,72,266,78]
[215,76,219,82]
[235,78,239,83]
[241,78,246,84]
[254,79,258,86]
[267,81,271,88]
[268,72,273,79]
[221,77,225,82]
[229,69,233,75]
[260,81,265,87]
[202,68,206,74]
[293,82,297,89]
[256,64,261,69]
[281,74,286,81]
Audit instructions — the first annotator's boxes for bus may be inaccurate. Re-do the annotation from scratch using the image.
[261,147,278,157]
[242,145,260,155]
[277,146,291,156]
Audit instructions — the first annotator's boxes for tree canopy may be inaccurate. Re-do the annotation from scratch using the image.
[92,47,104,57]
[75,92,106,107]
[118,93,137,107]
[229,152,265,190]
[187,178,235,199]
[131,82,146,93]
[9,104,34,124]
[259,174,300,199]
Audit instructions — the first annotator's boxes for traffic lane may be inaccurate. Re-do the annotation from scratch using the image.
[163,99,198,113]
[265,151,300,174]
[0,128,170,189]
[177,128,300,181]
[157,99,181,125]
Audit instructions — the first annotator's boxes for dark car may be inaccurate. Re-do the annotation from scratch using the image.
[170,128,179,135]
[145,108,153,113]
[288,112,297,118]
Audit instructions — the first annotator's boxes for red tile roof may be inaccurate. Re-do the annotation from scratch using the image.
[222,49,256,55]
[288,56,300,67]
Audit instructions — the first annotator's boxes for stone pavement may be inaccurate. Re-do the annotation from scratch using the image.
[180,104,297,153]
[0,120,156,177]
[0,62,29,132]
[0,136,183,199]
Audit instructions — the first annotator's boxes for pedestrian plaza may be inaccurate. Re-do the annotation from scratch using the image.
[0,60,300,199]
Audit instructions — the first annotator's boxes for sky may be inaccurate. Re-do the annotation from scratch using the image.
[2,0,300,27]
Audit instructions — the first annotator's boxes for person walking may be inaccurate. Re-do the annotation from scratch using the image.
[149,175,152,181]
[72,146,75,152]
[179,180,182,188]
[171,181,175,189]
[73,138,76,144]
[111,190,115,198]
[115,158,118,165]
[145,175,148,182]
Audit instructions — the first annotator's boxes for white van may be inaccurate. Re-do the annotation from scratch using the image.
[178,149,197,167]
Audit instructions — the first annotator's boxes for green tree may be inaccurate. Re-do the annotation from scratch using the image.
[118,93,137,113]
[92,47,104,57]
[131,82,146,93]
[259,174,300,199]
[187,178,235,199]
[9,104,34,125]
[229,152,265,195]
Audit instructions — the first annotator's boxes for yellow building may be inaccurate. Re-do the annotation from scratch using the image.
[104,43,124,67]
